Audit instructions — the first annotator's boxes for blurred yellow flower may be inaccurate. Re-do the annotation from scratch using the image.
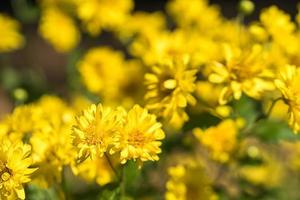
[76,0,133,35]
[72,104,122,161]
[29,96,76,187]
[111,105,165,166]
[165,163,218,200]
[0,138,36,200]
[275,65,300,133]
[145,55,197,129]
[39,7,80,52]
[195,81,231,117]
[0,13,24,52]
[194,119,241,162]
[72,156,113,186]
[167,0,221,32]
[78,48,124,99]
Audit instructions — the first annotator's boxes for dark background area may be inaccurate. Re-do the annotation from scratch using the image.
[0,0,298,20]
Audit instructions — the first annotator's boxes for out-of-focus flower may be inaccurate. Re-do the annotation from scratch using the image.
[39,7,80,52]
[0,105,42,141]
[275,65,300,133]
[111,105,165,166]
[78,47,125,97]
[78,48,144,107]
[71,156,113,186]
[29,96,76,188]
[145,55,197,129]
[117,11,166,42]
[194,119,242,162]
[165,163,218,200]
[260,6,298,55]
[208,44,275,105]
[0,14,24,52]
[72,103,122,161]
[167,0,221,33]
[195,81,231,117]
[76,0,133,36]
[0,138,36,200]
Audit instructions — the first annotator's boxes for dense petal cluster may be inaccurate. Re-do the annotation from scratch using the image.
[72,103,165,165]
[275,65,300,133]
[0,138,36,200]
[145,56,197,129]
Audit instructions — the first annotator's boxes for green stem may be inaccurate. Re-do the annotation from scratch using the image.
[104,153,120,182]
[265,97,282,119]
[61,166,69,200]
[120,166,126,198]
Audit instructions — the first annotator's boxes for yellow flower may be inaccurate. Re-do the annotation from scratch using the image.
[116,11,166,42]
[78,48,143,107]
[260,6,298,55]
[76,0,133,35]
[78,47,125,99]
[72,103,122,161]
[145,55,197,129]
[194,119,241,162]
[165,163,218,200]
[111,105,165,166]
[0,138,36,200]
[208,44,275,105]
[0,13,24,53]
[195,81,231,117]
[29,96,76,187]
[71,156,113,186]
[274,65,300,133]
[165,165,186,200]
[39,7,80,52]
[167,0,221,32]
[0,104,42,141]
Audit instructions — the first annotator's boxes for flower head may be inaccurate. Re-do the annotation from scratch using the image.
[275,65,300,133]
[194,119,242,162]
[145,55,197,129]
[0,13,24,53]
[76,0,133,35]
[208,44,275,104]
[0,138,36,200]
[72,104,122,161]
[111,105,165,166]
[39,7,80,52]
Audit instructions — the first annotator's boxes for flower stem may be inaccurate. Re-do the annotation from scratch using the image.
[104,153,120,182]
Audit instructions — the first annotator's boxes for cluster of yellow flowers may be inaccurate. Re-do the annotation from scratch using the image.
[2,0,300,199]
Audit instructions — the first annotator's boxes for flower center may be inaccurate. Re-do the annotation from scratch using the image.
[128,131,147,147]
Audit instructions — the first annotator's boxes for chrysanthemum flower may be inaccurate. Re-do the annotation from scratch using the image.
[208,44,275,105]
[72,104,122,161]
[111,105,165,166]
[0,13,24,53]
[275,65,300,133]
[145,55,197,129]
[0,138,36,200]
[39,7,80,52]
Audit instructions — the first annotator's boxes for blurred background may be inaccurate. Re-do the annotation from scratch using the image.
[0,0,298,115]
